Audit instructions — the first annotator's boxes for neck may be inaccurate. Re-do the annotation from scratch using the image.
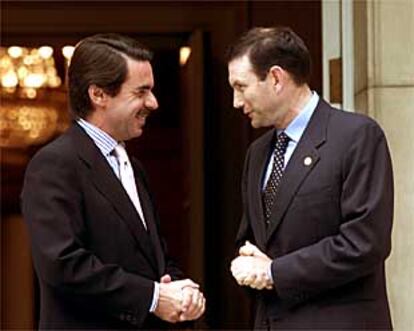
[276,84,312,129]
[85,112,118,141]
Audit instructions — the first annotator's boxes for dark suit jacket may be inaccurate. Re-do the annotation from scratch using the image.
[21,123,184,329]
[236,99,394,330]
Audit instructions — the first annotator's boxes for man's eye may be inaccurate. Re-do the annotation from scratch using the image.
[135,90,147,97]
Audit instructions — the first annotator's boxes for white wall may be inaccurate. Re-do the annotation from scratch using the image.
[354,1,414,330]
[325,1,414,329]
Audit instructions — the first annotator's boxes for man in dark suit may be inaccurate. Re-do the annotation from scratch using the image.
[21,34,205,329]
[228,27,393,330]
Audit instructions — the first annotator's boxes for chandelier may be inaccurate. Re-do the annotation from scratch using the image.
[0,45,74,148]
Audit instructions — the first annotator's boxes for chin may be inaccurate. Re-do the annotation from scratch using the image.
[132,131,143,139]
[124,131,143,141]
[251,120,262,129]
[132,125,144,137]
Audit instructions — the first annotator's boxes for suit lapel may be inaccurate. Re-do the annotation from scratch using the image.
[132,160,166,277]
[69,124,159,273]
[265,100,331,243]
[249,130,275,249]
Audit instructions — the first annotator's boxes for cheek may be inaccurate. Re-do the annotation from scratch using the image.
[243,91,255,104]
[254,88,271,106]
[132,97,145,108]
[245,94,260,108]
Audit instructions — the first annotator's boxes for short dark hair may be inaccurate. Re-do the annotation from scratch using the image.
[227,27,311,85]
[68,33,153,118]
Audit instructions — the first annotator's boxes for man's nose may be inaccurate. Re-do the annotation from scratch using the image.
[233,91,244,109]
[146,92,158,110]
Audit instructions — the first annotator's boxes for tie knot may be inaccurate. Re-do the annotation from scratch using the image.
[275,132,290,152]
[113,143,129,163]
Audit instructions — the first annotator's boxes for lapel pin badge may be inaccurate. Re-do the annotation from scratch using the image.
[304,156,313,166]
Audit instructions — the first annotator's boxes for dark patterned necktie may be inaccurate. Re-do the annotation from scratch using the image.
[262,132,290,222]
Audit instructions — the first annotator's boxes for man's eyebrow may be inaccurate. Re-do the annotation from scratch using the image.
[134,84,152,91]
[232,80,245,87]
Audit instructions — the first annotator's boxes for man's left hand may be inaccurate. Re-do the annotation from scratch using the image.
[230,241,273,290]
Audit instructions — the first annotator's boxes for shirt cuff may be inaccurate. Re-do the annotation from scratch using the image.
[149,282,160,313]
[267,261,274,284]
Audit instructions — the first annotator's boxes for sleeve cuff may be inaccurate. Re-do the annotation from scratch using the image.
[149,282,160,313]
[268,261,274,284]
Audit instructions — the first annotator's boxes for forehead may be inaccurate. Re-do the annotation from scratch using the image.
[228,55,258,85]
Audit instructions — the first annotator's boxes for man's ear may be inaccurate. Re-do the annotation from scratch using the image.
[268,65,284,93]
[88,85,107,108]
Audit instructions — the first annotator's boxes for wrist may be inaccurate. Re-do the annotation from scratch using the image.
[150,282,160,313]
[266,260,274,284]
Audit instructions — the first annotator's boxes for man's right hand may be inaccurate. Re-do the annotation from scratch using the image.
[153,277,199,323]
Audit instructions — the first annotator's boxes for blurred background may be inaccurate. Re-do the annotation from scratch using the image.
[1,0,413,330]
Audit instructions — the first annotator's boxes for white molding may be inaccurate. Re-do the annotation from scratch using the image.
[341,0,355,112]
[322,0,341,103]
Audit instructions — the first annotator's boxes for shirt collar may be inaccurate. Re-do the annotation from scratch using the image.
[280,92,319,142]
[77,118,118,156]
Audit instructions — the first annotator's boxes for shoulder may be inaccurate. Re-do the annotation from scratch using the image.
[323,106,391,168]
[327,106,385,139]
[26,128,78,173]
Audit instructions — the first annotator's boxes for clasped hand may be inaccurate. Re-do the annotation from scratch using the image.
[154,274,205,323]
[230,241,273,290]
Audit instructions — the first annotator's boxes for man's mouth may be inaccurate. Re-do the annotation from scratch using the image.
[136,108,151,119]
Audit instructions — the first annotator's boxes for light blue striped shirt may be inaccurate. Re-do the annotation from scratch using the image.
[77,118,120,177]
[76,118,160,313]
